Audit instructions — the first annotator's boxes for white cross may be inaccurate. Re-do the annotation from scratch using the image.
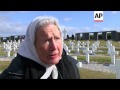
[3,42,6,49]
[107,43,112,54]
[86,41,90,47]
[108,46,119,65]
[91,44,97,54]
[83,47,92,64]
[81,42,86,50]
[62,29,67,40]
[71,42,75,50]
[75,44,81,54]
[69,40,72,46]
[77,41,81,46]
[6,44,12,57]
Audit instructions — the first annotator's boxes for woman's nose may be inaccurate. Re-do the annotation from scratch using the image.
[50,40,57,50]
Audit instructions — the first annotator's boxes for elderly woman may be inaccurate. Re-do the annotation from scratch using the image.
[0,16,80,79]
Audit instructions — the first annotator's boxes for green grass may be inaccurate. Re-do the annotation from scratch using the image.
[79,68,116,79]
[0,47,15,57]
[0,61,11,72]
[72,55,111,64]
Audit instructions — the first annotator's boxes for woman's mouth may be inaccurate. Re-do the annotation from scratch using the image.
[49,54,58,59]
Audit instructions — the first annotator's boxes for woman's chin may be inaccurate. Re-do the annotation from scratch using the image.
[49,57,60,64]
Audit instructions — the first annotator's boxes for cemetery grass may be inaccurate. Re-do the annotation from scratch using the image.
[77,55,111,64]
[79,68,116,79]
[65,40,120,58]
[0,61,11,72]
[0,61,116,79]
[0,47,15,57]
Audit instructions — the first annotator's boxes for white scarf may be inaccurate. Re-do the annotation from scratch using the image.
[18,16,63,79]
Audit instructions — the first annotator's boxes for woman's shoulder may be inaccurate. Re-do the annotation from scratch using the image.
[66,55,79,66]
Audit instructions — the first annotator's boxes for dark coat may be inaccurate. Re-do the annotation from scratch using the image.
[0,50,80,79]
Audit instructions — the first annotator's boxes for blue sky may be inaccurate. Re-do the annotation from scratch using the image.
[0,11,120,37]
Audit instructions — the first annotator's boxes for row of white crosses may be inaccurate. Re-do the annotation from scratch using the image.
[69,40,89,50]
[68,40,97,56]
[65,40,83,55]
[5,44,12,57]
[68,41,80,54]
[65,40,120,65]
[2,39,23,57]
[2,41,12,57]
[71,40,120,79]
[65,40,120,79]
[69,40,93,64]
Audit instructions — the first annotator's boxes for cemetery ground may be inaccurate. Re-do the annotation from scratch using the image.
[0,40,119,79]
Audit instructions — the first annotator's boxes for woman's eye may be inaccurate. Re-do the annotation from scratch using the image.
[55,37,60,40]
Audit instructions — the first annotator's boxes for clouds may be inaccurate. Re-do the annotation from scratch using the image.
[63,17,91,35]
[101,28,110,31]
[111,11,119,14]
[61,25,91,36]
[0,16,27,37]
[64,17,72,22]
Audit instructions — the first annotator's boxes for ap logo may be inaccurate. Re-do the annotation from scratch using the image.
[94,11,103,22]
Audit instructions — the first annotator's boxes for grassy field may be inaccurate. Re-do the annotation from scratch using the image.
[65,40,120,58]
[79,68,116,79]
[0,61,11,72]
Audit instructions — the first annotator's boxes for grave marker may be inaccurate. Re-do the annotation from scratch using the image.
[83,47,92,64]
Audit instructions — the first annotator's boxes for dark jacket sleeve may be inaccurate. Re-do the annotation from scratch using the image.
[0,56,25,79]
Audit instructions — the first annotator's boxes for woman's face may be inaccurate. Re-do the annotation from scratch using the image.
[35,23,63,65]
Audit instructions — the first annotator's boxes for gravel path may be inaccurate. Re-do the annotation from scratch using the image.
[0,57,13,61]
